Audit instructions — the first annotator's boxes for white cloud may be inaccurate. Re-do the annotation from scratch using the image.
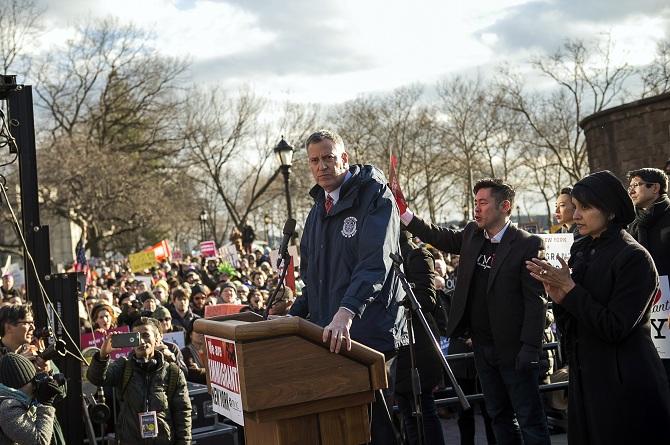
[27,0,670,103]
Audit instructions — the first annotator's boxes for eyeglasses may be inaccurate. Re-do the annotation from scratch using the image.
[156,318,171,322]
[628,181,654,192]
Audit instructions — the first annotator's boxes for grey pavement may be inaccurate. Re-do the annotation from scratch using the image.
[439,412,568,444]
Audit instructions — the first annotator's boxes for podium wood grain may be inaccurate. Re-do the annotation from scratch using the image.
[194,314,385,445]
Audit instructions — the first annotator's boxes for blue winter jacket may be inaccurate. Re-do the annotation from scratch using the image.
[289,164,407,352]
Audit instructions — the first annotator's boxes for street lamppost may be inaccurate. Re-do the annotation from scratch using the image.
[516,205,521,225]
[274,137,294,223]
[199,210,208,242]
[462,204,469,226]
[264,214,272,249]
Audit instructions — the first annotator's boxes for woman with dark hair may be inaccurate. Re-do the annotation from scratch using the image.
[180,317,207,384]
[527,170,670,444]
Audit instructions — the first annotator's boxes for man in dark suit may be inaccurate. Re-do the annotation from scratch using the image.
[401,178,550,445]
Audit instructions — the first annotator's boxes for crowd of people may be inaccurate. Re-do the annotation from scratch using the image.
[0,247,298,444]
[0,129,668,444]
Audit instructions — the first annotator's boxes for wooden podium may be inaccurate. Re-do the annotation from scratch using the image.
[194,313,388,445]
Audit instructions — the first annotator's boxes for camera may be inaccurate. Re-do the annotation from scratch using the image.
[124,300,143,310]
[38,339,67,360]
[33,327,53,340]
[33,371,66,388]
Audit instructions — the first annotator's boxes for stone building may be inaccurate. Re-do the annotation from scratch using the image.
[580,92,670,177]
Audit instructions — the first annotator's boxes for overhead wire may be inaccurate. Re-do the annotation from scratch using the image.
[0,182,88,364]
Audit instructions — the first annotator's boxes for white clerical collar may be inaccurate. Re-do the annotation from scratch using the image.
[485,220,511,244]
[324,171,352,204]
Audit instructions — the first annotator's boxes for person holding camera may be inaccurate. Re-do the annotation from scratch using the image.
[87,317,192,445]
[0,353,61,445]
[0,304,68,445]
[0,304,50,373]
[116,292,142,327]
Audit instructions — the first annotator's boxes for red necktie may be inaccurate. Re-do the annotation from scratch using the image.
[325,194,333,213]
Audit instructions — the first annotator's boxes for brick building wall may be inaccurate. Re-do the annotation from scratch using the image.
[580,92,670,178]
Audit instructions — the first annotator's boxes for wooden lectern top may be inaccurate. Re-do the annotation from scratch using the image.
[194,314,387,416]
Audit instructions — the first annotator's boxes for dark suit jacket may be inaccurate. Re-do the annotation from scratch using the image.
[407,217,547,366]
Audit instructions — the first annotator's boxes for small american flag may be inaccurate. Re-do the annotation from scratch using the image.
[74,239,91,284]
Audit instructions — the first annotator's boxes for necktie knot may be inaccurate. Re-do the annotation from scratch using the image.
[325,194,334,213]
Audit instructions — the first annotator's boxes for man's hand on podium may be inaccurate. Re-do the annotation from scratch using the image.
[267,314,291,320]
[323,307,354,353]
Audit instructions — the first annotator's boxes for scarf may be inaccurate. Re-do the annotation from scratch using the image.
[186,343,205,368]
[628,195,670,248]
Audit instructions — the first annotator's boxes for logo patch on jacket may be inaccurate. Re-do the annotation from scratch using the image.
[341,216,357,238]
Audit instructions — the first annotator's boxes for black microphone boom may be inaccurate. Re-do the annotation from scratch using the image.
[276,218,296,268]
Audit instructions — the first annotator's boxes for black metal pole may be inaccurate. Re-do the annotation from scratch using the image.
[390,252,470,410]
[7,84,82,445]
[281,165,293,221]
[281,165,297,244]
[8,86,44,304]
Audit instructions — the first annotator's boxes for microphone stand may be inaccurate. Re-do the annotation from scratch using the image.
[389,252,470,442]
[263,255,291,320]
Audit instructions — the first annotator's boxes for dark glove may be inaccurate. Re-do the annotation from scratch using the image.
[515,343,540,371]
[36,379,61,406]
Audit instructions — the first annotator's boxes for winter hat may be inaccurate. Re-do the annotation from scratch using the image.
[0,353,36,389]
[573,170,635,225]
[191,284,207,297]
[139,291,156,303]
[152,306,171,320]
[220,282,236,291]
[153,280,169,292]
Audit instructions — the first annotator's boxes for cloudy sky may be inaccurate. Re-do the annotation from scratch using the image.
[33,0,670,103]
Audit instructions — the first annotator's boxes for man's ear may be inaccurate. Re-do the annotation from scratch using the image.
[501,200,511,214]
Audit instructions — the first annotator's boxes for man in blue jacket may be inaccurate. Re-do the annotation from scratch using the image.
[289,129,405,444]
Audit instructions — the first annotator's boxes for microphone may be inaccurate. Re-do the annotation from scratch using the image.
[389,252,404,266]
[276,218,296,268]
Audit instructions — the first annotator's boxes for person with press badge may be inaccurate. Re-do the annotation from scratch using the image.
[87,317,192,444]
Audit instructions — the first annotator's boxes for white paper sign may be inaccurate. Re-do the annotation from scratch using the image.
[538,233,574,268]
[651,275,670,358]
[163,331,185,350]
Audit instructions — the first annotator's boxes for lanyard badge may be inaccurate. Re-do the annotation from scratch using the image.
[139,411,158,438]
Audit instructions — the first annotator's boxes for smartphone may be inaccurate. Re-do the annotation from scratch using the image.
[111,332,140,348]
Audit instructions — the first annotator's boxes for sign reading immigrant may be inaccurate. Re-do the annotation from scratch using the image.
[205,335,244,425]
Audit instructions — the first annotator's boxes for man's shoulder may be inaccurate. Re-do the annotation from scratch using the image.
[506,224,544,246]
[655,197,670,219]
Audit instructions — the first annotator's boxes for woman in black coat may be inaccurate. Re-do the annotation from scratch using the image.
[527,171,670,444]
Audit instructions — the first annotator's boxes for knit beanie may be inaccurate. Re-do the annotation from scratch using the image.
[191,284,207,297]
[0,353,36,389]
[573,170,635,225]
